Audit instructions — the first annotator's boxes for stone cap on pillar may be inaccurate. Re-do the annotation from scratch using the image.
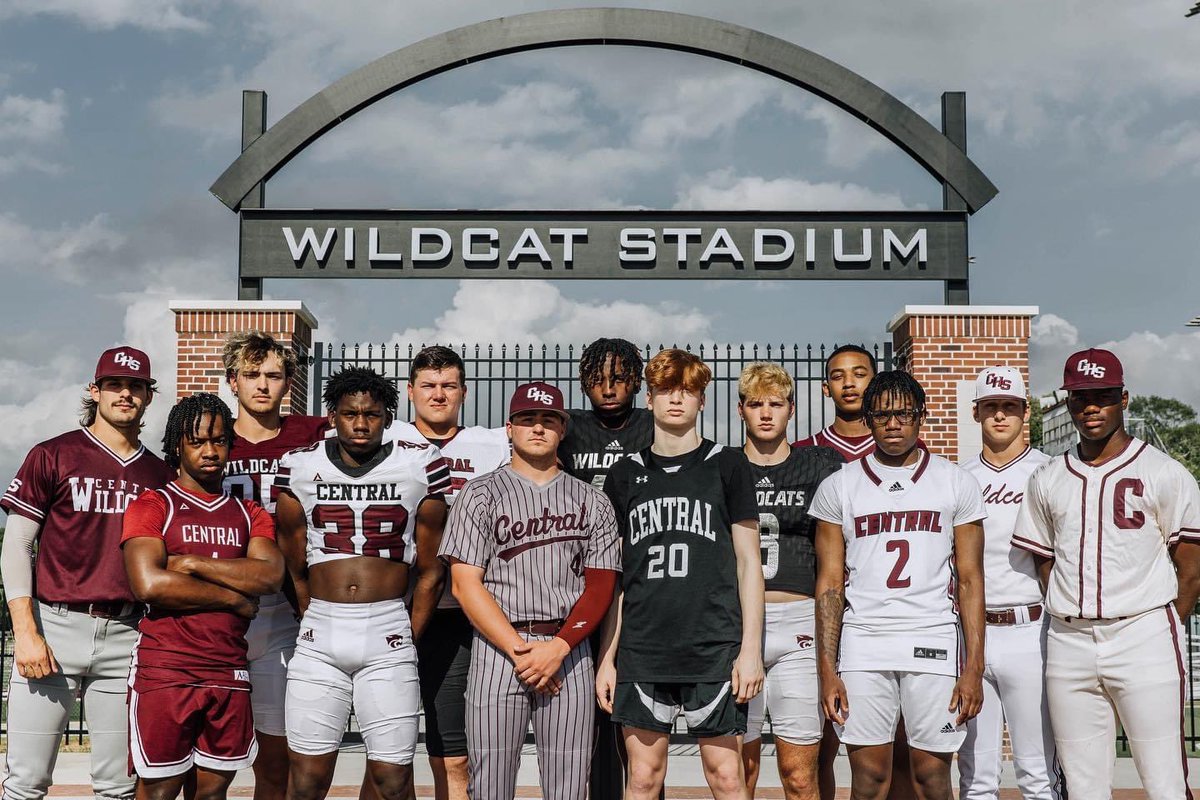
[887,305,1039,333]
[169,300,318,332]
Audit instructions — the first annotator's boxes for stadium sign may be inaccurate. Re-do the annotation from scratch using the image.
[213,9,995,300]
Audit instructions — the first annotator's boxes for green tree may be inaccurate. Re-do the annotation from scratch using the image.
[1129,395,1200,481]
[1029,397,1044,448]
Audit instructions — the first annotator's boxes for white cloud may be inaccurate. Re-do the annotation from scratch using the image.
[0,153,65,176]
[0,90,67,142]
[1138,121,1200,178]
[674,169,913,211]
[0,0,208,32]
[0,213,126,284]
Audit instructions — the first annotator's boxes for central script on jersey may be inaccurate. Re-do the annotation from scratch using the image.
[853,510,943,538]
[493,503,589,545]
[628,497,716,545]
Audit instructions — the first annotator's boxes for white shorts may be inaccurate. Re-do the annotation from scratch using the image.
[746,599,821,745]
[836,671,965,753]
[245,594,299,737]
[285,598,420,765]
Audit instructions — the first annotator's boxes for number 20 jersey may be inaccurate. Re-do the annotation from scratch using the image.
[809,449,986,674]
[278,439,452,567]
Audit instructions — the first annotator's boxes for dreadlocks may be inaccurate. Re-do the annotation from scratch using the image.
[162,393,234,469]
[862,370,927,417]
[322,366,399,416]
[579,338,644,392]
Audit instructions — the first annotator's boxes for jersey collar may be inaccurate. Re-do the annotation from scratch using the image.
[860,447,930,486]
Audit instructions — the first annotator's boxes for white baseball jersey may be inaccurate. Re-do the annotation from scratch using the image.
[1013,438,1200,619]
[386,420,510,608]
[960,446,1051,609]
[809,449,986,674]
[278,439,451,567]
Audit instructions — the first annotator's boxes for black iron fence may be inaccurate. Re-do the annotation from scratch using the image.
[310,341,893,442]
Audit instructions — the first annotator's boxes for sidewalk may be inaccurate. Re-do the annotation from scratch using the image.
[24,744,1200,798]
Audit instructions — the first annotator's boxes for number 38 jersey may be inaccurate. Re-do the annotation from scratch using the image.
[278,439,452,566]
[603,440,759,683]
[809,450,986,675]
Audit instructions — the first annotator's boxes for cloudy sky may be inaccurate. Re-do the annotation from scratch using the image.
[1,0,1199,479]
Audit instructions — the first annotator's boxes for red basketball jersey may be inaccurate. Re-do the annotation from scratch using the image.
[2,429,173,603]
[122,482,275,691]
[224,414,329,513]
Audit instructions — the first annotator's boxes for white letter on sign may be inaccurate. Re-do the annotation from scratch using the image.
[283,227,336,263]
[462,228,499,266]
[834,229,871,264]
[754,229,794,267]
[620,229,656,264]
[882,229,927,266]
[507,229,552,266]
[368,227,403,264]
[411,228,451,262]
[699,228,744,267]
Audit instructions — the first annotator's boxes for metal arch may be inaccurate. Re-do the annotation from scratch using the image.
[210,7,998,213]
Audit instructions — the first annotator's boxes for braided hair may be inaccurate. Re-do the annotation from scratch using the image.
[162,393,235,468]
[579,338,644,392]
[322,366,399,416]
[861,370,926,417]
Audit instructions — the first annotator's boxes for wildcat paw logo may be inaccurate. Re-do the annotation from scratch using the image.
[795,634,814,650]
[385,633,404,649]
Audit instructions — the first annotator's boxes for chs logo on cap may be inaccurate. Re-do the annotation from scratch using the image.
[985,372,1012,391]
[525,386,555,406]
[1075,358,1106,380]
[508,381,569,421]
[974,366,1025,403]
[94,345,154,385]
[113,351,142,370]
[1061,348,1123,391]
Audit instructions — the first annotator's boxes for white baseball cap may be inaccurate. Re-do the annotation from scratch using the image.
[974,366,1026,402]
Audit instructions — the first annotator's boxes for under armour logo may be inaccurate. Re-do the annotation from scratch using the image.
[636,476,648,484]
[526,386,554,405]
[1076,358,1106,379]
[985,373,1012,390]
[113,351,142,370]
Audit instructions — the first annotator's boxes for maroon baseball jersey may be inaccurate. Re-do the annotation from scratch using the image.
[1,429,173,603]
[121,482,275,692]
[223,414,329,513]
[793,425,875,461]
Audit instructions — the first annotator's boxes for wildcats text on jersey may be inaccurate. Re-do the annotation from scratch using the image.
[627,496,715,545]
[756,488,808,508]
[853,510,943,538]
[571,451,630,474]
[67,476,146,514]
[979,482,1024,505]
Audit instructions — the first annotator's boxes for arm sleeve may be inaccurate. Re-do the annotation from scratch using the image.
[247,502,277,541]
[1160,461,1200,544]
[557,568,619,648]
[0,514,41,600]
[120,491,169,544]
[719,449,760,523]
[1011,469,1056,557]
[953,466,988,526]
[807,470,845,524]
[438,482,495,568]
[1,444,56,522]
[584,490,621,571]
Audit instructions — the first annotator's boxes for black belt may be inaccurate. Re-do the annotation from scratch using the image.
[985,604,1042,626]
[511,619,564,636]
[58,601,139,619]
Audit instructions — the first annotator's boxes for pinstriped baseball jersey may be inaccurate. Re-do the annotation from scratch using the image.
[438,466,619,621]
[809,450,986,674]
[1013,438,1200,619]
[960,446,1051,608]
[278,439,451,567]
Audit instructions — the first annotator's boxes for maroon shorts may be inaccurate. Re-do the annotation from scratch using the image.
[129,685,257,778]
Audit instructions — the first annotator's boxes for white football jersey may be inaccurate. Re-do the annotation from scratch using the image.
[278,439,451,567]
[960,446,1051,609]
[1013,439,1200,619]
[386,420,510,608]
[809,449,986,674]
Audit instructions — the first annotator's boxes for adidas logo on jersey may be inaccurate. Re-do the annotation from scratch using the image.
[888,481,904,493]
[605,441,623,451]
[940,723,956,734]
[756,476,774,488]
[299,628,315,643]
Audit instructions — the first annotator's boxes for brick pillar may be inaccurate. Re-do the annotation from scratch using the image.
[888,305,1038,461]
[170,300,319,415]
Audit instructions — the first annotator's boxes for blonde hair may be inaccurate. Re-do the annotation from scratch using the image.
[223,331,298,379]
[738,362,794,403]
[644,349,712,395]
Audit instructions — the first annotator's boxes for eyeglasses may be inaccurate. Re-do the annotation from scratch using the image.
[866,409,921,426]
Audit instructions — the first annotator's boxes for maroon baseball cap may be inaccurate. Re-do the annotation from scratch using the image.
[1061,348,1123,391]
[508,381,569,421]
[94,346,155,385]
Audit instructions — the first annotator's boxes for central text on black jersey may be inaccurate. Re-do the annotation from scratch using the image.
[627,497,716,545]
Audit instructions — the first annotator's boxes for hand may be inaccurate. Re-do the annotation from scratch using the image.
[232,594,260,620]
[512,638,569,695]
[950,670,984,725]
[820,670,849,725]
[13,631,58,681]
[165,554,196,574]
[731,650,764,704]
[595,659,617,713]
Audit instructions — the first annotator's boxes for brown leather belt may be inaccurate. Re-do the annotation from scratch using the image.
[985,604,1042,626]
[59,601,139,619]
[511,619,564,636]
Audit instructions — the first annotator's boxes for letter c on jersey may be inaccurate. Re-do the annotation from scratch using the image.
[1113,477,1145,530]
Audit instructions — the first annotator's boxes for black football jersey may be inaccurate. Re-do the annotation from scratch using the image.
[749,446,843,596]
[603,439,758,683]
[559,407,654,489]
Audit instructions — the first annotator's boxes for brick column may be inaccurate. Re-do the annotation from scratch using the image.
[170,300,319,415]
[888,305,1038,461]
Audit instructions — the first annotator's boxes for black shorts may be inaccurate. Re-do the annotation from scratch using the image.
[415,607,473,757]
[612,680,747,738]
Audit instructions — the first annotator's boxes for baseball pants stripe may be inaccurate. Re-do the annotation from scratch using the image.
[3,603,138,800]
[1046,607,1188,800]
[465,631,594,800]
